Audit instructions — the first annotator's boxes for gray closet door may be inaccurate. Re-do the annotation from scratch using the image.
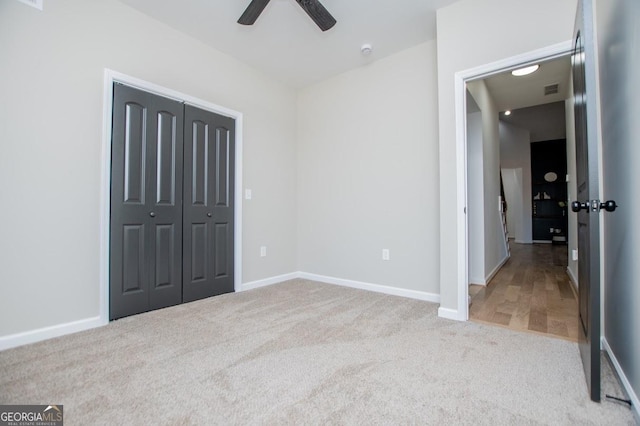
[182,104,235,302]
[110,84,184,320]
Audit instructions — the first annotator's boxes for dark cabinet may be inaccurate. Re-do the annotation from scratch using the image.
[531,139,567,242]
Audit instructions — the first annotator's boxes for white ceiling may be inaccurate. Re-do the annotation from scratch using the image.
[118,0,460,88]
[501,101,567,142]
[482,55,572,112]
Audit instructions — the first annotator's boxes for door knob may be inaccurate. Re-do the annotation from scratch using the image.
[571,201,588,212]
[600,200,618,212]
[207,213,212,217]
[149,212,156,217]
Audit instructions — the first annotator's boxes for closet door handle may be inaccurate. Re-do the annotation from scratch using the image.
[149,212,156,217]
[207,213,212,218]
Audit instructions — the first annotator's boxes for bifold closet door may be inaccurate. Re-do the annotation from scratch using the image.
[182,105,235,302]
[110,84,184,320]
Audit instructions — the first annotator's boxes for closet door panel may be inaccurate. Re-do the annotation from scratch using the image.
[183,105,235,302]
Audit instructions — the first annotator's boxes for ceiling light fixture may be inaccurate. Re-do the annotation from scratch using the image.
[504,110,512,116]
[511,64,539,76]
[361,44,373,56]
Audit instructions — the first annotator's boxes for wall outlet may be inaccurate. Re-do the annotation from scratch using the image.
[260,246,267,257]
[382,249,390,261]
[549,227,554,233]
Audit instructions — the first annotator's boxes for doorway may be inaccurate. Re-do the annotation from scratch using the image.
[461,50,579,341]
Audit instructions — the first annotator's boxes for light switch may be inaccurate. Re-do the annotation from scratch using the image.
[382,249,390,261]
[245,189,252,200]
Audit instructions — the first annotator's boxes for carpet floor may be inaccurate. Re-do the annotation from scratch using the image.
[0,280,636,425]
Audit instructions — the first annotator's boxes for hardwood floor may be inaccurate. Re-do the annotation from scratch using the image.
[469,242,579,342]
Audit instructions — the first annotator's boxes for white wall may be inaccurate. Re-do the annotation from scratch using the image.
[296,41,440,295]
[500,122,533,243]
[467,111,485,285]
[501,169,522,239]
[467,80,508,282]
[436,0,578,312]
[0,0,297,338]
[565,87,578,284]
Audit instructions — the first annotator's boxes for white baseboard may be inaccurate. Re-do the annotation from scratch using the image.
[298,272,441,303]
[469,278,487,286]
[532,240,553,244]
[1,272,443,351]
[566,266,578,290]
[438,307,465,321]
[485,254,510,284]
[0,316,105,352]
[241,272,299,291]
[602,337,640,420]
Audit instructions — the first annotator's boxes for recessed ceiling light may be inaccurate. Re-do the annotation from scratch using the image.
[504,110,512,116]
[511,64,539,77]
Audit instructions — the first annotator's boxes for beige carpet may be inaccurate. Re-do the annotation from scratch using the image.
[0,280,636,425]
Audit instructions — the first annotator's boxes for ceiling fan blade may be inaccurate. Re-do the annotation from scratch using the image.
[295,0,336,31]
[238,0,271,25]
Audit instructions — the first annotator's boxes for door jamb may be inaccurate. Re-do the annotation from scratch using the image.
[454,41,573,320]
[100,69,244,325]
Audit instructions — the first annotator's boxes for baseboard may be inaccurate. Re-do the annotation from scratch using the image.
[485,254,510,285]
[1,272,442,351]
[469,278,487,286]
[0,316,104,352]
[514,239,532,244]
[241,272,299,291]
[298,272,441,304]
[566,267,578,292]
[532,240,553,244]
[438,307,465,321]
[602,337,640,420]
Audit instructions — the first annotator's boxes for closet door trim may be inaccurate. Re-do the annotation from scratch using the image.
[100,69,243,325]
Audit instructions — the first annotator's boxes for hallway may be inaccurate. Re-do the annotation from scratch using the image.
[469,243,579,341]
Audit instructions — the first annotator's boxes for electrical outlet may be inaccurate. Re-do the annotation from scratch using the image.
[549,228,554,233]
[382,249,390,261]
[260,246,267,257]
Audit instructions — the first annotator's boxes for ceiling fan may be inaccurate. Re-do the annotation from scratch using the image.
[238,0,336,32]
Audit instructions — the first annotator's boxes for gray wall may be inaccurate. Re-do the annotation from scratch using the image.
[467,80,509,283]
[467,111,485,285]
[499,122,533,244]
[296,42,441,295]
[436,0,578,312]
[565,89,578,286]
[596,0,640,409]
[0,0,298,337]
